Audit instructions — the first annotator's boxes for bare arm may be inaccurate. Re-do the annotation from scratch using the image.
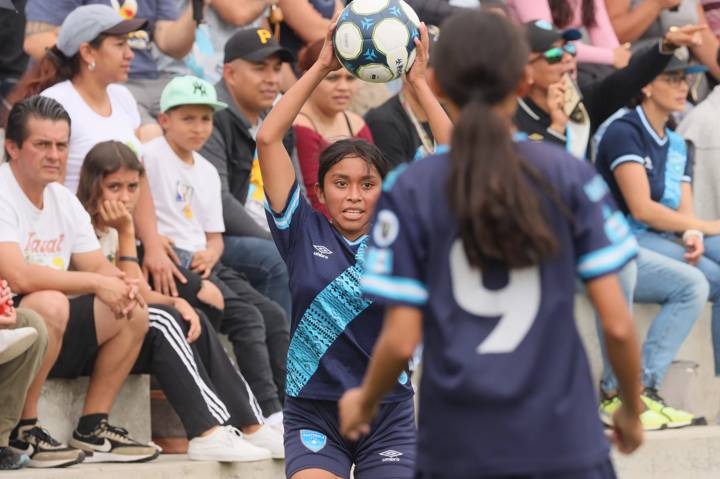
[277,0,342,44]
[23,21,59,60]
[614,163,720,234]
[690,4,720,81]
[153,3,198,60]
[339,305,422,440]
[586,274,643,454]
[256,23,340,210]
[212,0,269,26]
[605,0,668,44]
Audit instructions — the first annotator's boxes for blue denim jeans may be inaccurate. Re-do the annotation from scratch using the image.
[598,241,709,393]
[221,236,291,319]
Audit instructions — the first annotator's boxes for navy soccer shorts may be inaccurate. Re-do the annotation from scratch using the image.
[284,396,416,478]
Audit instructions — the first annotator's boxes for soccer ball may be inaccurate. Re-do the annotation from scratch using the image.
[333,0,421,83]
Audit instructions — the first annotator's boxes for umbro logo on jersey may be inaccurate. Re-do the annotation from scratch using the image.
[313,245,333,259]
[644,156,654,170]
[379,449,403,462]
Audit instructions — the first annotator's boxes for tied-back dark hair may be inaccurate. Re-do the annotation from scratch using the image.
[4,95,71,158]
[434,11,558,269]
[5,35,107,109]
[317,138,390,189]
[550,0,597,29]
[77,140,144,228]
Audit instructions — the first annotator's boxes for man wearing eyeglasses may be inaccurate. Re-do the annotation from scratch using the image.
[514,19,705,161]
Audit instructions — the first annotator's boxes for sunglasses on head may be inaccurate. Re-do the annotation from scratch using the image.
[538,43,577,64]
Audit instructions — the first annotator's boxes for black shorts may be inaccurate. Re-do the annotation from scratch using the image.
[17,294,99,379]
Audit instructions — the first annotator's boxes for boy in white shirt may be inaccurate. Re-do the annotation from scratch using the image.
[143,76,288,425]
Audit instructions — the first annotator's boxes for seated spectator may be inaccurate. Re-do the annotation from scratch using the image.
[595,56,720,428]
[201,28,294,317]
[144,76,289,428]
[294,39,373,217]
[0,287,47,471]
[12,4,190,304]
[365,26,439,168]
[24,0,202,142]
[0,0,28,124]
[77,140,283,460]
[514,19,701,159]
[677,83,720,220]
[278,0,341,65]
[509,0,631,68]
[0,96,156,467]
[606,0,720,81]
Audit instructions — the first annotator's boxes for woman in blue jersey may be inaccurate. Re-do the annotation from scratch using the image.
[595,54,720,420]
[255,18,445,479]
[339,11,645,479]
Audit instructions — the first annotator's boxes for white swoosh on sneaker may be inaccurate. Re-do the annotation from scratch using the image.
[92,439,113,453]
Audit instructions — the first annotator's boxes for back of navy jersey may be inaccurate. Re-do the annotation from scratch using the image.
[362,141,637,477]
[265,182,412,402]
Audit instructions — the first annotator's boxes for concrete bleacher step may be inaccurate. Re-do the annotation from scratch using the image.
[3,455,285,479]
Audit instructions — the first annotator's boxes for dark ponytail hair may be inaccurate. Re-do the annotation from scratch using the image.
[434,11,558,269]
[5,35,107,111]
[77,140,144,228]
[550,0,596,29]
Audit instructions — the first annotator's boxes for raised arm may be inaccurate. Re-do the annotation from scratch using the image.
[255,22,340,211]
[407,23,452,147]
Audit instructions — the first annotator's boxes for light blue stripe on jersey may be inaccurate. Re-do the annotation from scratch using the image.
[577,234,638,280]
[361,273,429,305]
[609,154,645,171]
[286,241,372,397]
[265,184,301,230]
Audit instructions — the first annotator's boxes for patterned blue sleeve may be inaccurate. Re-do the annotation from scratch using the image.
[265,181,311,261]
[572,163,638,281]
[361,173,429,307]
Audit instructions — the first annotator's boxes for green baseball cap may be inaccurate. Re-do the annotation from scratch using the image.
[160,75,228,113]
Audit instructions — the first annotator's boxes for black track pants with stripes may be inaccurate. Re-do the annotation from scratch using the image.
[132,304,264,438]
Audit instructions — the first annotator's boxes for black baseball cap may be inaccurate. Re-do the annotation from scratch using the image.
[524,19,582,53]
[224,28,294,64]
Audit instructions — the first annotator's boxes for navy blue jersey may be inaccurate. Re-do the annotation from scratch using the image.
[266,182,412,401]
[362,142,637,477]
[595,106,693,230]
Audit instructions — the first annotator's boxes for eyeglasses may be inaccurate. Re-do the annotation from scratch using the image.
[534,43,577,65]
[658,73,690,87]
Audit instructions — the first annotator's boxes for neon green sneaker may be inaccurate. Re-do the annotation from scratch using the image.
[642,388,694,429]
[599,395,669,431]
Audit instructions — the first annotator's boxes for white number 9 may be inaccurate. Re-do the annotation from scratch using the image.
[449,240,541,354]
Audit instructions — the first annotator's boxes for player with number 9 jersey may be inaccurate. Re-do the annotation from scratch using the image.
[339,11,645,479]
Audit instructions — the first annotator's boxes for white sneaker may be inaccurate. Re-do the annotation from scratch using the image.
[244,425,285,459]
[187,426,271,462]
[264,411,284,435]
[0,327,38,365]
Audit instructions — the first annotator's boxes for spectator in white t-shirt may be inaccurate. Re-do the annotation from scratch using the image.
[11,5,192,303]
[0,96,157,468]
[144,75,289,425]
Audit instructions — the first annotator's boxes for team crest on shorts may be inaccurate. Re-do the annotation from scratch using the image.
[300,429,327,453]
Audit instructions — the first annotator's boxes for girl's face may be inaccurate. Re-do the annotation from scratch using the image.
[91,34,134,84]
[309,69,358,115]
[316,155,383,241]
[100,167,141,212]
[645,72,690,113]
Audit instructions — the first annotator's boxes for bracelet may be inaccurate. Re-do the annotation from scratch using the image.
[118,256,140,264]
[682,230,704,242]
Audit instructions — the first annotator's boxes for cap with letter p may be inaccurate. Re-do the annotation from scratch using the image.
[223,28,294,64]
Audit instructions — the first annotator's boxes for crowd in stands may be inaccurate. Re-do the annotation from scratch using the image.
[2,0,720,472]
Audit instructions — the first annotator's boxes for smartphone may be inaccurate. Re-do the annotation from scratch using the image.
[562,73,583,118]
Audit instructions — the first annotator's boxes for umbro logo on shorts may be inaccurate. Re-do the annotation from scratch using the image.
[379,449,403,462]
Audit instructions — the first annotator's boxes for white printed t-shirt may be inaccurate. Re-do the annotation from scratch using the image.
[41,80,143,194]
[143,136,225,253]
[0,163,100,271]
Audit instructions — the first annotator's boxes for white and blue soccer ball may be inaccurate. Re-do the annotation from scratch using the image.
[333,0,421,83]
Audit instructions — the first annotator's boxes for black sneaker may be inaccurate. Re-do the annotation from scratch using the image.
[0,447,29,470]
[69,419,159,463]
[9,425,85,468]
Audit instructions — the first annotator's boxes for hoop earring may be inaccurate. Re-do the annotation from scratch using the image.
[88,62,96,71]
